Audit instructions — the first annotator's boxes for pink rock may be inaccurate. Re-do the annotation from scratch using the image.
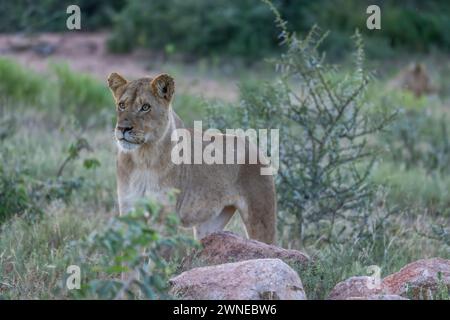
[382,258,450,299]
[328,258,450,300]
[327,276,384,300]
[346,294,408,300]
[170,258,306,300]
[181,231,310,271]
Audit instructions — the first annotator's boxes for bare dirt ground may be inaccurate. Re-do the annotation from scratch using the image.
[0,32,238,101]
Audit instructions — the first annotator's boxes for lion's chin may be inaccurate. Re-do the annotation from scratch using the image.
[117,139,141,152]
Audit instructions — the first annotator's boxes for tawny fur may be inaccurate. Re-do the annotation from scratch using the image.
[388,63,436,97]
[107,72,277,244]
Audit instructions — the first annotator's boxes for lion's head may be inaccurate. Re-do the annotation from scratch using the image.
[107,73,175,151]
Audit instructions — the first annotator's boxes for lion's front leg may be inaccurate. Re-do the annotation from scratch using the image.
[117,183,141,216]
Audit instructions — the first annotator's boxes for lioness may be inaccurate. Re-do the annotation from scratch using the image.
[107,73,277,244]
[388,62,436,97]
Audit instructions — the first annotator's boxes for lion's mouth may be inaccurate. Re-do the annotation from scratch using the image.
[117,138,142,151]
[118,137,138,144]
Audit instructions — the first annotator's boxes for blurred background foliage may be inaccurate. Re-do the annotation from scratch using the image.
[1,0,449,60]
[0,0,124,33]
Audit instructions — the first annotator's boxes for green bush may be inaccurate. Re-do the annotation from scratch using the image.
[172,93,207,127]
[309,0,450,59]
[0,157,87,225]
[107,0,282,59]
[0,58,46,105]
[2,1,449,59]
[67,195,197,299]
[0,163,42,224]
[107,0,450,59]
[207,5,393,246]
[0,0,125,32]
[51,63,114,122]
[0,58,114,125]
[0,124,100,225]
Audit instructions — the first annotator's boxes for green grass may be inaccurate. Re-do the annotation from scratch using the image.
[372,162,450,216]
[0,58,114,125]
[50,63,114,121]
[0,108,115,299]
[0,58,46,105]
[0,208,101,299]
[298,219,449,300]
[172,93,207,127]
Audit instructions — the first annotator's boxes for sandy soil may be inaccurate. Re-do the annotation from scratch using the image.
[0,32,238,101]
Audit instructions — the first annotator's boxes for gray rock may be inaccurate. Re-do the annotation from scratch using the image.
[327,276,384,300]
[170,258,306,300]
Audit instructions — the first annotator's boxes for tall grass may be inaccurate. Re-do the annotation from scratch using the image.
[0,58,45,104]
[0,207,102,299]
[0,58,114,125]
[51,63,114,122]
[371,162,450,216]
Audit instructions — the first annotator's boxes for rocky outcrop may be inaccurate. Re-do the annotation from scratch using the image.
[170,258,307,300]
[181,231,310,271]
[328,258,449,300]
[327,276,384,300]
[382,258,449,299]
[346,295,408,300]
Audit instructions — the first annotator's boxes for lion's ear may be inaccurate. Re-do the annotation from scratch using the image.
[413,63,424,74]
[150,74,175,102]
[107,72,127,99]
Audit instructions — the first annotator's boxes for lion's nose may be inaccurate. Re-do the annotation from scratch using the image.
[117,126,133,134]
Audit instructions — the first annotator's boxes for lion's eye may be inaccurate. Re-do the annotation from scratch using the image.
[141,103,151,112]
[118,102,125,110]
